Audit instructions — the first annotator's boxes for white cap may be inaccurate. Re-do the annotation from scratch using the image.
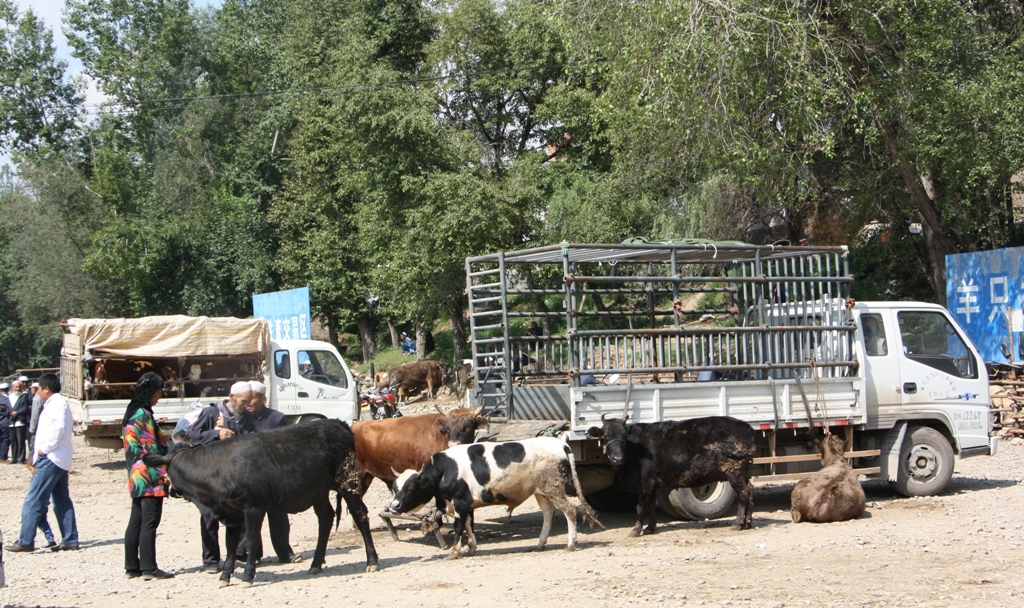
[17,376,28,382]
[0,382,8,390]
[31,382,39,388]
[249,381,267,395]
[229,381,252,395]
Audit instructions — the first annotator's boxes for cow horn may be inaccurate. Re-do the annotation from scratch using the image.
[435,404,445,415]
[623,414,630,422]
[600,413,608,422]
[391,467,401,478]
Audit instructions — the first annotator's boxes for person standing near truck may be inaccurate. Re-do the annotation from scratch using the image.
[188,382,254,572]
[0,382,11,462]
[9,377,31,465]
[27,382,42,451]
[122,372,173,580]
[236,381,302,564]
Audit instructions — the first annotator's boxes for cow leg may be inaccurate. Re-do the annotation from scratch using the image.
[636,480,658,536]
[446,503,472,560]
[728,473,755,530]
[342,493,380,572]
[548,495,579,552]
[464,510,477,557]
[309,497,333,574]
[220,524,242,588]
[239,510,265,587]
[534,494,556,551]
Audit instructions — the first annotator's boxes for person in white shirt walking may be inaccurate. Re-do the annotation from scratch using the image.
[5,373,79,552]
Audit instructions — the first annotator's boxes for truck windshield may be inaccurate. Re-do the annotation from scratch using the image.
[897,311,977,379]
[297,350,348,388]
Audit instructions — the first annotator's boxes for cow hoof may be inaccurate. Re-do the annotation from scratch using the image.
[565,545,576,552]
[533,545,546,552]
[308,567,322,575]
[467,547,477,557]
[240,580,253,589]
[365,564,379,573]
[627,529,642,538]
[217,580,230,589]
[444,552,461,561]
[643,527,657,535]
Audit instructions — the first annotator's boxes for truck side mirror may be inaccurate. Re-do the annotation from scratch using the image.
[1000,343,1011,361]
[1019,335,1024,361]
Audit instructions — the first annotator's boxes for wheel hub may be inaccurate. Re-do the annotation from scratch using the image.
[907,445,938,480]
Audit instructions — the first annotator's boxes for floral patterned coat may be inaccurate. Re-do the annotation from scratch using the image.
[124,407,169,498]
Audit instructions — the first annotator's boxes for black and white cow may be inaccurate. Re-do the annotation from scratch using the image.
[388,437,601,559]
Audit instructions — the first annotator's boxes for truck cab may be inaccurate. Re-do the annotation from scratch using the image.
[268,339,359,423]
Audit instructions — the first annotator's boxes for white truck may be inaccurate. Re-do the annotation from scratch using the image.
[60,316,359,449]
[465,242,997,518]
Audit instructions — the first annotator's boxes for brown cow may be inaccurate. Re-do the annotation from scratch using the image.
[790,434,866,523]
[352,407,488,494]
[388,359,445,402]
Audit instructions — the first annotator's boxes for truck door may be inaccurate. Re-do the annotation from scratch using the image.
[857,310,901,410]
[271,348,297,414]
[894,308,989,448]
[294,348,357,420]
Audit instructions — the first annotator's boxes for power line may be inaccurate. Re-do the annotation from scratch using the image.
[0,61,590,121]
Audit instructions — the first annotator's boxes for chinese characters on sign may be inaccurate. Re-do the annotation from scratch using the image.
[946,248,1024,362]
[253,286,312,342]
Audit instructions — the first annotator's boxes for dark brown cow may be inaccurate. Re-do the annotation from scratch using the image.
[790,434,866,523]
[388,359,445,402]
[352,407,488,494]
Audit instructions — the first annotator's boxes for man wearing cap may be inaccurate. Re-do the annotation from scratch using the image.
[236,381,303,564]
[0,382,11,462]
[10,377,32,465]
[187,381,255,572]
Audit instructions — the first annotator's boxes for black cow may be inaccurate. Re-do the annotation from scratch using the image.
[587,414,756,536]
[144,419,379,587]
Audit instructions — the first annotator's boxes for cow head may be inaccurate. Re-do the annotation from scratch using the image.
[388,468,436,515]
[586,414,634,468]
[437,407,489,446]
[816,433,847,467]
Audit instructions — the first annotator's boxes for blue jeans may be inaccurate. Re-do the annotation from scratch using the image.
[17,457,78,548]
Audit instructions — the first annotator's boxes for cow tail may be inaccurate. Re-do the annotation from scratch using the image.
[334,492,343,532]
[567,450,604,530]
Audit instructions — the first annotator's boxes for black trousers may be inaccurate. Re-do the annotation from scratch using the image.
[0,425,9,460]
[10,426,25,464]
[201,511,294,564]
[125,496,164,573]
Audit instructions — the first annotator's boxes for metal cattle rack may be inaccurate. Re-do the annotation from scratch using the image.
[465,242,856,419]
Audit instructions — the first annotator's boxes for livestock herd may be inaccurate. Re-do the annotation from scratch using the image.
[151,410,867,588]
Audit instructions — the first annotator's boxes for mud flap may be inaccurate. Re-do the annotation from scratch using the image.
[880,422,908,482]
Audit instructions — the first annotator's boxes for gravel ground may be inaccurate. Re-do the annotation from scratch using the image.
[1,425,1022,608]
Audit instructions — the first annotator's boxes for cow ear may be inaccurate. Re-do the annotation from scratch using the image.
[435,418,450,434]
[626,424,642,441]
[586,426,603,439]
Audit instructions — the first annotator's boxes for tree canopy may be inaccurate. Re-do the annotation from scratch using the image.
[0,0,1021,372]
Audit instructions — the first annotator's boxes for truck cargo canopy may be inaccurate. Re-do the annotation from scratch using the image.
[64,316,269,358]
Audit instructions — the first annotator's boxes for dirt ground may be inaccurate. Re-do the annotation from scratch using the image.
[1,421,1022,608]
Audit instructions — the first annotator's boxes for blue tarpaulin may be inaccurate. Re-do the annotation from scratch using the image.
[252,286,312,341]
[945,247,1024,362]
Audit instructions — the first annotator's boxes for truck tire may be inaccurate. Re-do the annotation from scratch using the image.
[891,426,954,497]
[657,482,737,521]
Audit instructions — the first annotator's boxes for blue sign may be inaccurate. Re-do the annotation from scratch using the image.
[253,286,312,341]
[945,247,1024,362]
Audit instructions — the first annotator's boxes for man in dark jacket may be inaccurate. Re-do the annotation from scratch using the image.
[187,381,254,572]
[10,377,32,465]
[235,381,302,564]
[0,382,11,462]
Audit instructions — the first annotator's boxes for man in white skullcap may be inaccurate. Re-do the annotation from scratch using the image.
[232,381,303,564]
[187,381,255,572]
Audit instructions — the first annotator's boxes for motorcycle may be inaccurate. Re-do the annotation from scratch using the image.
[359,384,402,419]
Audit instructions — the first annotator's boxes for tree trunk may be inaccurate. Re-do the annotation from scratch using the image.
[414,323,426,361]
[387,319,400,348]
[448,296,466,362]
[326,315,340,351]
[356,317,376,363]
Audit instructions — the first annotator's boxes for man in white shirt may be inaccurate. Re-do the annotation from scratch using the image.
[5,373,79,552]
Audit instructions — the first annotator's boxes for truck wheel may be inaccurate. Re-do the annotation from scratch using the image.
[657,482,737,521]
[891,426,954,497]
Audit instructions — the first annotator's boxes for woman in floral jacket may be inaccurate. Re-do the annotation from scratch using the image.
[123,372,173,580]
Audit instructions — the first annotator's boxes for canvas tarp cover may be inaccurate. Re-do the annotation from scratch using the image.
[66,316,269,358]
